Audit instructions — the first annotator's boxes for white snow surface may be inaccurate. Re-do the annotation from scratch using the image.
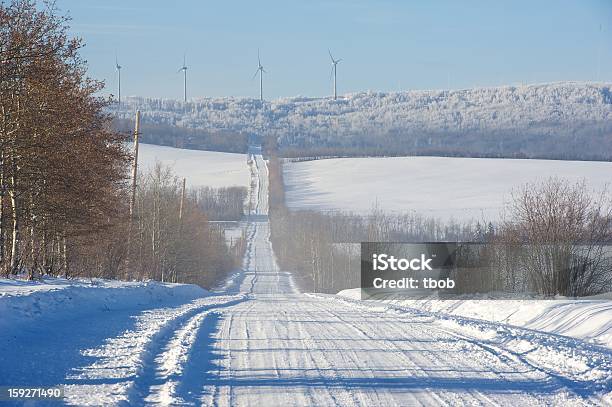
[138,143,250,188]
[0,277,206,330]
[0,145,610,405]
[283,156,612,221]
[336,289,612,349]
[115,82,612,145]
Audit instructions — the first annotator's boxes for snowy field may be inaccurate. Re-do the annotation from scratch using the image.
[0,277,207,330]
[138,143,250,189]
[283,156,612,221]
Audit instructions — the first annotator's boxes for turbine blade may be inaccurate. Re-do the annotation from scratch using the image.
[258,49,261,66]
[252,69,259,80]
[328,49,334,62]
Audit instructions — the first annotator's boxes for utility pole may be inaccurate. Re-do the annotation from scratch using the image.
[126,110,140,279]
[178,177,186,222]
[129,110,141,218]
[172,177,186,284]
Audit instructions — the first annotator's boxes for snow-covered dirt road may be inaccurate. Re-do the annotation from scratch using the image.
[1,147,610,406]
[182,150,609,406]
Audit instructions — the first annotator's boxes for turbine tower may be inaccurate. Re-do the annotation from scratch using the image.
[179,55,188,102]
[329,50,342,100]
[253,50,266,102]
[115,55,122,106]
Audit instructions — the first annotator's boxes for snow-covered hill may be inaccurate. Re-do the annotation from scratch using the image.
[283,155,612,221]
[115,82,612,151]
[137,143,250,188]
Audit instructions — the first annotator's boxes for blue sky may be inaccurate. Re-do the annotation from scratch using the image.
[58,0,612,100]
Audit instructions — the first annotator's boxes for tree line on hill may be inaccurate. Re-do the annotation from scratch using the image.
[278,124,612,162]
[0,0,245,288]
[113,114,612,162]
[113,119,248,154]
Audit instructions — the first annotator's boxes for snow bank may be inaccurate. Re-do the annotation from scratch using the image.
[337,289,612,348]
[0,277,208,331]
[138,143,250,188]
[283,156,612,221]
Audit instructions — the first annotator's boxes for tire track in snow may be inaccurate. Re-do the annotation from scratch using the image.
[65,294,245,406]
[127,295,246,405]
[307,292,611,404]
[143,308,238,406]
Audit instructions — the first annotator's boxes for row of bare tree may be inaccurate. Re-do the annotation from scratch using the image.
[72,163,244,286]
[0,0,129,278]
[494,179,612,296]
[271,208,477,293]
[450,179,612,297]
[0,1,244,288]
[193,186,247,221]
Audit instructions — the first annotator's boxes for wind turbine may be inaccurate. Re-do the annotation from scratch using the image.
[178,54,188,102]
[252,50,266,102]
[115,54,122,106]
[329,50,342,100]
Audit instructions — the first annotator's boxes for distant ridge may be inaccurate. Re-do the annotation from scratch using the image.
[114,82,612,159]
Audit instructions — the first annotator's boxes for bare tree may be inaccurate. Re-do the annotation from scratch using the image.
[500,178,612,296]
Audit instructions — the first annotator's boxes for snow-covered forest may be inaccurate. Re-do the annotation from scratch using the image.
[116,82,612,159]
